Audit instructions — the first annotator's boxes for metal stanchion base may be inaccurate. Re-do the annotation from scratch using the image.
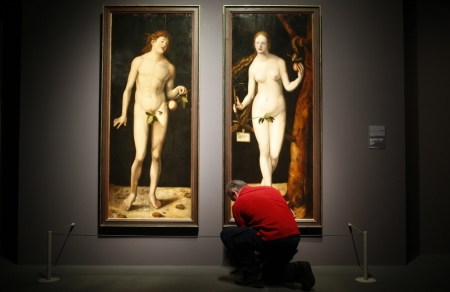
[355,277,376,283]
[38,277,60,283]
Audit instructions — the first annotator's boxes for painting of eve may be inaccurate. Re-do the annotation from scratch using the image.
[224,6,322,227]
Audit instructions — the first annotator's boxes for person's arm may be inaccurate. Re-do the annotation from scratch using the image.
[234,64,256,112]
[280,58,304,92]
[165,63,187,99]
[113,57,141,129]
[232,207,246,227]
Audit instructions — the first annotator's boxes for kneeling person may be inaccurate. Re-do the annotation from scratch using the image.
[220,180,315,290]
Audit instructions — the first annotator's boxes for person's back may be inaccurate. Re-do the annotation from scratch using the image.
[232,185,299,241]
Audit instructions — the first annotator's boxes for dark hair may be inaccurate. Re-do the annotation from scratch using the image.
[225,180,247,196]
[142,31,171,53]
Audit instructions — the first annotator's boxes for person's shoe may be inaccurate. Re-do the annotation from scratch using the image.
[229,268,242,275]
[255,251,265,263]
[235,274,264,287]
[295,261,315,291]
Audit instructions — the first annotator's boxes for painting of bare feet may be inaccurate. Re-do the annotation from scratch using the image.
[100,6,199,228]
[223,6,322,228]
[109,185,192,220]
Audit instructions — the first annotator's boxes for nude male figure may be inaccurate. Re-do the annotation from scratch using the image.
[113,31,187,210]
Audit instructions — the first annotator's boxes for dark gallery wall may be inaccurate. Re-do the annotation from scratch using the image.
[416,1,450,254]
[0,1,21,262]
[404,0,421,261]
[2,0,447,265]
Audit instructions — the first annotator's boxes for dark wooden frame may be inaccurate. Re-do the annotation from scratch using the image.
[100,5,199,228]
[223,5,322,228]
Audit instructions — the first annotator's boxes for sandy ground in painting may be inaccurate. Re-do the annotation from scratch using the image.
[239,183,307,219]
[108,184,192,219]
[108,182,305,220]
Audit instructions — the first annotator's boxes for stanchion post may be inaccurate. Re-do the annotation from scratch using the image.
[363,231,368,280]
[47,231,52,280]
[38,231,60,283]
[356,229,376,283]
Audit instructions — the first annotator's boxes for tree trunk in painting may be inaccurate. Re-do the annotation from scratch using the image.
[277,14,313,217]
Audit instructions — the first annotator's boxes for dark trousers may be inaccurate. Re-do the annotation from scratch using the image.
[220,227,300,283]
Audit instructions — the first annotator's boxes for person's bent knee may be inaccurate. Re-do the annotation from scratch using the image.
[220,230,234,251]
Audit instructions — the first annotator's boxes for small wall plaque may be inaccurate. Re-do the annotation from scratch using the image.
[369,125,386,149]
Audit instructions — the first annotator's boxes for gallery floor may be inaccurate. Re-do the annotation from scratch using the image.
[1,254,448,292]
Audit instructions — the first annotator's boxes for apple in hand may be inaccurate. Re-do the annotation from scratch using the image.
[168,100,178,111]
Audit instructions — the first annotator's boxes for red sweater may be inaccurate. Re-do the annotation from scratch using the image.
[232,185,300,241]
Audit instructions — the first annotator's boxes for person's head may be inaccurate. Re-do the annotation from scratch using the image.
[253,31,270,53]
[225,180,247,201]
[142,30,171,54]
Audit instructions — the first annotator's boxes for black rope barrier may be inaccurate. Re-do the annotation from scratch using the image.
[44,224,372,282]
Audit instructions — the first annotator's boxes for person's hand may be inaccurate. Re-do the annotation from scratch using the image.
[175,86,187,96]
[113,116,127,129]
[296,62,304,78]
[234,97,244,113]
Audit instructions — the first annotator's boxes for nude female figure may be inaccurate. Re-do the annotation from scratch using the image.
[113,31,187,210]
[234,31,304,186]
